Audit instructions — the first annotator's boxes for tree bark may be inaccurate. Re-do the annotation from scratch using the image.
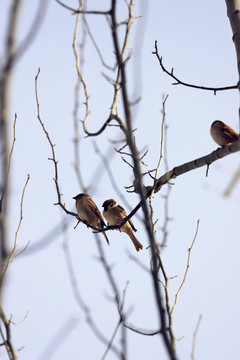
[225,0,240,123]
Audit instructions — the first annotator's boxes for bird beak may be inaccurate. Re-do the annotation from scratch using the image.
[73,196,76,200]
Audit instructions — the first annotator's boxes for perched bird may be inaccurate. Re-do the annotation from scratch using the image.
[210,120,239,146]
[102,199,143,252]
[73,193,109,245]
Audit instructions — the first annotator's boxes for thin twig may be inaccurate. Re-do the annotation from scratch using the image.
[153,41,237,94]
[72,4,91,136]
[1,175,30,288]
[102,282,129,360]
[72,3,88,192]
[35,68,79,219]
[55,0,110,15]
[95,233,127,359]
[9,312,29,326]
[93,141,141,218]
[161,116,172,246]
[101,320,121,360]
[171,219,200,315]
[153,95,169,190]
[0,0,23,299]
[0,114,17,212]
[82,16,115,71]
[191,315,202,360]
[0,304,18,360]
[124,323,160,336]
[81,0,134,137]
[149,95,176,350]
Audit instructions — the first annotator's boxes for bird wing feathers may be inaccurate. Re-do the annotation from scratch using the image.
[222,129,238,140]
[220,124,238,141]
[86,197,105,228]
[111,205,137,232]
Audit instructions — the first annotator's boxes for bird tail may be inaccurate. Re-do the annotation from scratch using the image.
[103,231,110,245]
[129,232,143,252]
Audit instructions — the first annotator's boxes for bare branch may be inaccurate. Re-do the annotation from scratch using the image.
[82,16,115,71]
[9,312,29,326]
[102,282,129,360]
[161,117,172,246]
[72,3,88,192]
[171,219,200,315]
[0,114,17,212]
[153,140,240,193]
[95,234,127,359]
[35,68,78,219]
[1,175,30,289]
[35,72,140,237]
[80,0,135,137]
[95,139,240,239]
[101,319,121,360]
[191,315,202,360]
[109,4,178,355]
[0,304,18,360]
[124,322,160,336]
[0,0,23,293]
[153,41,237,93]
[55,0,110,15]
[93,141,138,215]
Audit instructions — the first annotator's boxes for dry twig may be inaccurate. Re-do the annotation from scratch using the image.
[1,175,30,288]
[153,41,237,94]
[0,114,17,212]
[191,315,202,360]
[0,304,18,360]
[171,220,200,316]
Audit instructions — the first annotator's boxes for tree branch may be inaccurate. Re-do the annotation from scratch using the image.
[153,140,240,193]
[153,40,237,94]
[55,0,110,15]
[0,304,18,360]
[171,220,200,316]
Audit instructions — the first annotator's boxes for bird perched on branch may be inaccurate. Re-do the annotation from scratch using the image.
[210,120,239,146]
[102,199,143,252]
[73,193,109,245]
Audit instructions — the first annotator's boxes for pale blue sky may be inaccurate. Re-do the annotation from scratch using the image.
[1,1,240,359]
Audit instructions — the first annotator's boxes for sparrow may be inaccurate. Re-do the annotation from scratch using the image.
[73,193,109,245]
[210,120,239,146]
[102,199,143,252]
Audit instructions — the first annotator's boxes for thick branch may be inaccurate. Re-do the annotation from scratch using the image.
[153,140,240,192]
[225,0,240,87]
[0,0,22,302]
[110,1,178,359]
